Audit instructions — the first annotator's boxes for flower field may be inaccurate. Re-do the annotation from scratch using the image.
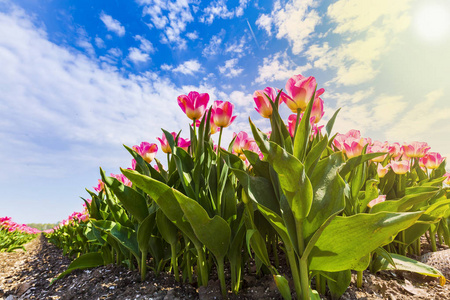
[3,74,450,299]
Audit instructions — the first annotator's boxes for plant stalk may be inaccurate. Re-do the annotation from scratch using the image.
[171,243,180,281]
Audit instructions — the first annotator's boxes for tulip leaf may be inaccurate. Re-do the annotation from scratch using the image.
[273,275,292,300]
[293,89,315,162]
[137,212,156,253]
[304,136,329,177]
[92,220,140,259]
[120,168,201,247]
[325,107,341,136]
[339,153,386,177]
[377,253,446,285]
[102,173,149,224]
[55,252,104,281]
[325,269,351,299]
[370,191,438,213]
[267,141,314,221]
[303,152,346,243]
[156,208,178,245]
[309,211,422,272]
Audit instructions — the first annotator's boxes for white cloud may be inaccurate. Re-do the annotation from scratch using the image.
[160,63,173,71]
[134,35,154,53]
[128,47,149,63]
[95,36,105,48]
[139,0,193,49]
[225,36,249,57]
[256,0,320,54]
[218,58,244,78]
[172,59,202,75]
[202,29,225,57]
[254,52,311,84]
[100,12,125,36]
[186,31,199,40]
[200,0,249,24]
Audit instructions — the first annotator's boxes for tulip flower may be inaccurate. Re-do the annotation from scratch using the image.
[402,142,430,158]
[310,97,324,123]
[93,179,104,193]
[368,141,389,163]
[367,195,386,208]
[133,142,158,163]
[390,160,410,175]
[443,172,450,185]
[212,100,236,128]
[422,152,445,169]
[177,91,209,121]
[131,159,137,170]
[110,173,132,187]
[177,136,191,152]
[377,163,390,178]
[232,131,255,156]
[343,139,368,158]
[157,132,177,154]
[253,87,280,118]
[282,74,325,113]
[388,142,403,159]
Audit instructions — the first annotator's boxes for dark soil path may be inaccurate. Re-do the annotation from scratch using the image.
[0,234,449,299]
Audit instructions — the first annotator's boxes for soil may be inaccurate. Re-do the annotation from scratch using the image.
[0,234,449,300]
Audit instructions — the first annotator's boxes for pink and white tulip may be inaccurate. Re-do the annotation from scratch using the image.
[253,87,280,118]
[390,160,410,175]
[282,74,324,113]
[177,91,209,121]
[402,142,430,158]
[422,152,445,169]
[367,195,386,208]
[133,142,158,163]
[212,100,236,128]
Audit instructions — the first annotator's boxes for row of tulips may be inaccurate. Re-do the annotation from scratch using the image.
[0,216,40,252]
[48,74,450,299]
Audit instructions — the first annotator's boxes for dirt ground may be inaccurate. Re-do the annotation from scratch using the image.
[0,234,449,300]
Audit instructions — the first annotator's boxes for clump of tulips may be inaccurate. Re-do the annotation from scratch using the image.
[0,216,40,252]
[49,73,449,299]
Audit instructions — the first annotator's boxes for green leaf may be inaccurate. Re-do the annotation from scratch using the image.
[266,141,313,221]
[293,89,315,162]
[121,168,200,247]
[378,253,446,285]
[102,173,149,223]
[326,270,351,299]
[304,136,329,177]
[303,152,346,242]
[309,211,423,272]
[55,252,104,281]
[137,212,156,253]
[339,153,386,177]
[92,220,140,259]
[156,208,178,245]
[325,108,341,136]
[370,191,438,213]
[273,275,292,300]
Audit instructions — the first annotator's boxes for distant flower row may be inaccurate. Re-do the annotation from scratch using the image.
[0,216,42,234]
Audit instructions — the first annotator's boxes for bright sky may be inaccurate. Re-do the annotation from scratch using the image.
[1,0,450,223]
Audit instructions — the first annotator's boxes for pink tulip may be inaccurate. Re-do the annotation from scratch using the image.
[377,163,390,178]
[232,131,255,156]
[177,91,209,121]
[253,87,280,118]
[93,179,104,193]
[346,129,361,139]
[422,152,445,169]
[133,142,158,163]
[343,139,368,158]
[333,133,347,152]
[212,100,236,128]
[311,97,324,123]
[177,136,191,151]
[390,160,410,175]
[368,141,389,163]
[157,132,177,154]
[367,195,386,208]
[110,173,132,187]
[388,142,403,159]
[443,172,450,185]
[282,74,324,113]
[402,142,430,158]
[131,159,137,170]
[153,164,160,172]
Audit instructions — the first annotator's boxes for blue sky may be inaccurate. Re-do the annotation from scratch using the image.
[1,0,450,223]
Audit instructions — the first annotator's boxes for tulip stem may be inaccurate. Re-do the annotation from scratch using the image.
[192,119,197,156]
[216,128,224,216]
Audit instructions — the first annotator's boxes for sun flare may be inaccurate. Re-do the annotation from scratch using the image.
[414,2,450,42]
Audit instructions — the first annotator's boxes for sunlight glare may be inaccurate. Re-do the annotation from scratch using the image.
[414,2,450,42]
